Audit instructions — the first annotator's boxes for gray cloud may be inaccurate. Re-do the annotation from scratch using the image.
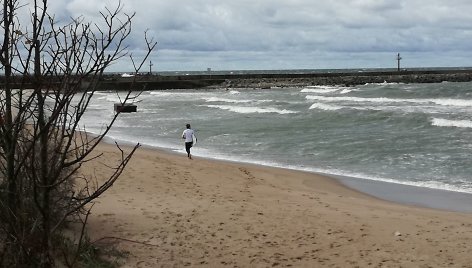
[35,1,472,70]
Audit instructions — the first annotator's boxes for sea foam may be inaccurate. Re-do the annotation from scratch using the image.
[301,86,346,94]
[306,95,472,108]
[431,118,472,128]
[305,95,429,104]
[204,104,298,114]
[203,97,252,103]
[432,98,472,107]
[309,103,343,111]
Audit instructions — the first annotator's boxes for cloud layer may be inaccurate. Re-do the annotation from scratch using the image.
[35,1,472,71]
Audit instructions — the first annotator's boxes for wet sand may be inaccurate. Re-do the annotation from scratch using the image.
[336,175,472,214]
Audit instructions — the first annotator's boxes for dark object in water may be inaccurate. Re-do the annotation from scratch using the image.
[114,103,137,113]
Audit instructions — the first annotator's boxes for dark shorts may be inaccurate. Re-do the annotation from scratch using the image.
[185,142,193,152]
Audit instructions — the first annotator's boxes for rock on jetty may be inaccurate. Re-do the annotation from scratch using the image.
[215,69,472,88]
[4,69,472,91]
[96,69,472,90]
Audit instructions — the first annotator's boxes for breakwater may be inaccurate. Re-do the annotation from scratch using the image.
[97,69,472,90]
[222,69,472,88]
[3,69,472,90]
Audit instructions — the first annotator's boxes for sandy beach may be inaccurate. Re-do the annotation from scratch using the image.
[83,141,472,267]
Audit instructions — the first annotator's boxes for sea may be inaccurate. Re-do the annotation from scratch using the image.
[81,72,472,211]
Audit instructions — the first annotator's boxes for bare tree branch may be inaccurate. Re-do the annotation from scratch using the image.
[0,0,156,266]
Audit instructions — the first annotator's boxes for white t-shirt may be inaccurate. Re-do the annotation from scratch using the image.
[182,129,195,143]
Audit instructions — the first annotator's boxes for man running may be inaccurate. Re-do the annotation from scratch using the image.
[182,123,197,159]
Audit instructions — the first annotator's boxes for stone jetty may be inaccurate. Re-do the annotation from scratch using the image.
[96,69,472,90]
[3,69,472,91]
[221,69,472,88]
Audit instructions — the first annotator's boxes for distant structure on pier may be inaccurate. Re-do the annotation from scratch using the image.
[149,61,153,75]
[397,53,402,71]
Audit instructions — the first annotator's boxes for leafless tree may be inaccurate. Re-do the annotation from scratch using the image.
[0,0,156,266]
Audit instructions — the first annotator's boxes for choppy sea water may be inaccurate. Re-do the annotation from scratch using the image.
[82,81,472,195]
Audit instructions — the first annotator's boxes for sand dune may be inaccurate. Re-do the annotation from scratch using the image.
[83,142,472,267]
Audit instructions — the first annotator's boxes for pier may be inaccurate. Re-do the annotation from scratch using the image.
[96,68,472,90]
[3,68,472,91]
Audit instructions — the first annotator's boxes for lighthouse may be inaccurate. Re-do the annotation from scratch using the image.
[396,53,402,71]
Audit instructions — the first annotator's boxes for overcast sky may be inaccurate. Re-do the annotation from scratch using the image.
[48,0,472,71]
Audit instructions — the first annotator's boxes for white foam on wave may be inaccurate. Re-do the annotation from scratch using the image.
[93,91,110,96]
[149,91,212,98]
[305,95,428,104]
[149,91,179,97]
[204,104,298,114]
[431,118,472,128]
[306,97,464,115]
[94,92,143,103]
[98,95,122,102]
[364,81,401,86]
[309,103,343,111]
[229,90,240,95]
[203,97,252,103]
[204,97,272,104]
[306,95,472,109]
[301,86,346,94]
[432,98,472,107]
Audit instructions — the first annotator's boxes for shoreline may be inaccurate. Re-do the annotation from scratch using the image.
[104,135,472,214]
[84,139,472,267]
[180,146,472,214]
[335,174,472,214]
[191,150,472,214]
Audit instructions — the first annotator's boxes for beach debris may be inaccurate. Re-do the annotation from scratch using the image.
[394,231,402,237]
[114,103,137,113]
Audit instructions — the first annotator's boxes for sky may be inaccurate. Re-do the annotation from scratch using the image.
[44,0,472,71]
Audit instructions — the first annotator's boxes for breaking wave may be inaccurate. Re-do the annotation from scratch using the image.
[203,97,252,103]
[431,118,472,128]
[309,103,343,111]
[306,95,472,108]
[301,85,348,94]
[203,104,298,114]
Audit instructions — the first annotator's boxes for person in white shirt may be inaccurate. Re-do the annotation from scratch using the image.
[182,123,197,159]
